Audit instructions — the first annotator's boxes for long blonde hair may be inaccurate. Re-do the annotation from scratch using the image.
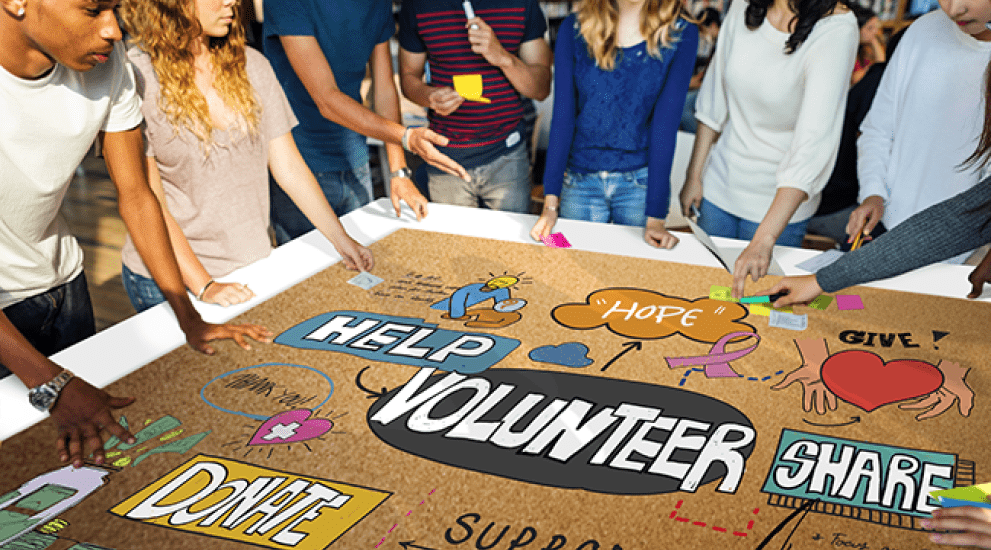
[577,0,683,71]
[121,0,260,145]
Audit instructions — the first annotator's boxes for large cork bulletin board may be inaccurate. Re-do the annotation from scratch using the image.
[1,228,988,550]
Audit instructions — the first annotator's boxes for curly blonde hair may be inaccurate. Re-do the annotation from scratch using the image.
[121,0,260,145]
[577,0,684,71]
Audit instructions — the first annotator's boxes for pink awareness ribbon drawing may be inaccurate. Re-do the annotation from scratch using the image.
[665,331,761,378]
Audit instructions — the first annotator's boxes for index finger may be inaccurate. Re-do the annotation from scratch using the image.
[732,268,747,299]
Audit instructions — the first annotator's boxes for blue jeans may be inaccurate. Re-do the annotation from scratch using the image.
[698,198,808,248]
[122,264,166,313]
[0,272,95,379]
[680,89,700,134]
[427,144,531,213]
[270,164,371,246]
[559,167,648,227]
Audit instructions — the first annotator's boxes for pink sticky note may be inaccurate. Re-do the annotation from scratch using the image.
[542,233,572,248]
[836,294,864,311]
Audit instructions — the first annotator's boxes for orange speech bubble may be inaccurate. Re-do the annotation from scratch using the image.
[552,288,754,343]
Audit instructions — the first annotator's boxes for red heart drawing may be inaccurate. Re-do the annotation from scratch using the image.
[249,409,333,446]
[821,350,944,412]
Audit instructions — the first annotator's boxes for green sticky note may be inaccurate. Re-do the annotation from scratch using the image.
[809,295,833,310]
[709,285,738,302]
[740,296,770,304]
[931,484,991,503]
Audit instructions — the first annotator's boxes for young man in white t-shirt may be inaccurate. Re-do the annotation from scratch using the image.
[0,0,271,467]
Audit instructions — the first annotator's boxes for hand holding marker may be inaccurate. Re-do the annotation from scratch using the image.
[464,1,479,29]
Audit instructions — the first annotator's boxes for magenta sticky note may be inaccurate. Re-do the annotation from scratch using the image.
[542,233,572,248]
[836,294,864,311]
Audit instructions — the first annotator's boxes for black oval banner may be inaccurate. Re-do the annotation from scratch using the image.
[367,368,756,495]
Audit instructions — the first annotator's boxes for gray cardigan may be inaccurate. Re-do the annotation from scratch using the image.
[816,176,991,292]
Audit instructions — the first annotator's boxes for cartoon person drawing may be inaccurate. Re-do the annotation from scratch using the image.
[432,276,526,328]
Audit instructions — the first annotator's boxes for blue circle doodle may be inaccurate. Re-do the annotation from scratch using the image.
[200,363,334,421]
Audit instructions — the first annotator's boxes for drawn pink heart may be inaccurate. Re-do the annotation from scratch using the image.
[249,409,333,446]
[821,350,943,412]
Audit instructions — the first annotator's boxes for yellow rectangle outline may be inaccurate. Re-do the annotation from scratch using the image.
[109,454,391,550]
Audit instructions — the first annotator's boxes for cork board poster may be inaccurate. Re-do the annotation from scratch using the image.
[0,228,987,550]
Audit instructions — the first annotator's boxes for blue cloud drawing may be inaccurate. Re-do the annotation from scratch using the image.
[529,343,593,368]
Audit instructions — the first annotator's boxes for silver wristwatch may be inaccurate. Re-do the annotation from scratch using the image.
[28,370,74,412]
[389,167,413,180]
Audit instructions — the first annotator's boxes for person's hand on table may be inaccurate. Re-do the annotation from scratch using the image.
[644,216,679,249]
[200,281,254,307]
[390,176,429,221]
[530,196,559,241]
[331,235,375,272]
[923,506,991,548]
[53,378,136,468]
[181,317,273,355]
[427,87,464,116]
[732,235,775,298]
[679,176,703,218]
[845,195,884,244]
[405,127,471,182]
[967,247,991,299]
[764,275,823,308]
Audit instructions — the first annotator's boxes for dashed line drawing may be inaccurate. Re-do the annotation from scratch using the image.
[374,489,436,548]
[668,499,760,537]
[679,368,786,387]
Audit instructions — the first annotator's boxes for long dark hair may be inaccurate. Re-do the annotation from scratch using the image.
[964,59,991,227]
[745,0,846,53]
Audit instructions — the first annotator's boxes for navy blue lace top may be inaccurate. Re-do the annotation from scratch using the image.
[543,14,697,219]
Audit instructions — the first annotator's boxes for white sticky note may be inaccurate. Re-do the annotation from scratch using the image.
[348,271,384,290]
[769,310,808,331]
[795,249,844,273]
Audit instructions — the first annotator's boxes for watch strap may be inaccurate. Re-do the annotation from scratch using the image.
[48,370,74,393]
[389,167,413,180]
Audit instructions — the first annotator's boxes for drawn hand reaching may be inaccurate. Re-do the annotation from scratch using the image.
[899,360,973,420]
[772,338,838,415]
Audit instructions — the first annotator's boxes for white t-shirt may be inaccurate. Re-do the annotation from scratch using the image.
[695,0,859,223]
[0,41,142,309]
[857,10,991,231]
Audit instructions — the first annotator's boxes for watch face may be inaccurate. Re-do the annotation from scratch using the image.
[29,386,58,411]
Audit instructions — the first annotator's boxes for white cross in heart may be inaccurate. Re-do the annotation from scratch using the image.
[262,422,302,441]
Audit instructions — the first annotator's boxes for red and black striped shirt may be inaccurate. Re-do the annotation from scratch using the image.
[398,0,547,163]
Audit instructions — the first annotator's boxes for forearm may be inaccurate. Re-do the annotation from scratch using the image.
[817,178,991,292]
[752,187,808,245]
[315,89,404,146]
[400,71,438,111]
[0,313,62,387]
[495,53,551,100]
[372,84,408,174]
[102,130,202,329]
[686,122,720,182]
[269,134,350,243]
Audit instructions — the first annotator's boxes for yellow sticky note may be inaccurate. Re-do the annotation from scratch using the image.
[749,303,771,317]
[453,74,491,103]
[709,285,738,302]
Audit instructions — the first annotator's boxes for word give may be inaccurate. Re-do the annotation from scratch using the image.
[839,331,920,349]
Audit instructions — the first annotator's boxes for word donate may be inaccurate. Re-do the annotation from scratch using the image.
[368,368,756,495]
[275,311,520,374]
[111,454,389,550]
[552,288,753,343]
[762,430,955,516]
